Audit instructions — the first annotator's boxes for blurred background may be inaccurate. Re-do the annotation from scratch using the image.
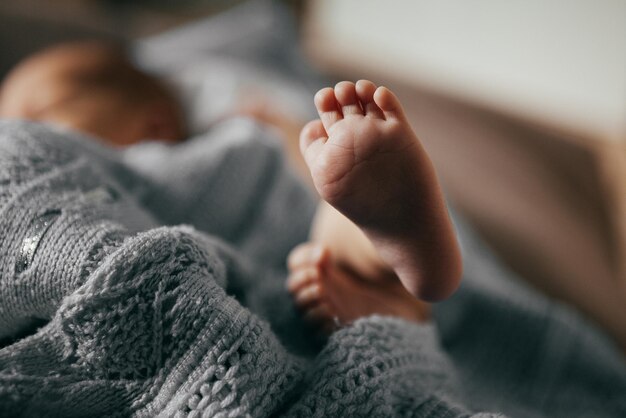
[1,0,625,347]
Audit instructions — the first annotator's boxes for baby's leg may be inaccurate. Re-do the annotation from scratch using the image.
[287,243,429,333]
[300,80,462,301]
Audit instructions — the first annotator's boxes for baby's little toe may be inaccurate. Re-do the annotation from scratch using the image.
[334,81,363,116]
[300,120,326,148]
[299,120,327,167]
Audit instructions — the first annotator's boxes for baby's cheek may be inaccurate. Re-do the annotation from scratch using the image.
[0,92,31,118]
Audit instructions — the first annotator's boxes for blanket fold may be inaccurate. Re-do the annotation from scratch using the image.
[1,120,625,418]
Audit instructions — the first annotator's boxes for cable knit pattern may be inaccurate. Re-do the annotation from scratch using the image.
[1,120,625,418]
[0,123,151,341]
[122,117,316,272]
[284,319,468,418]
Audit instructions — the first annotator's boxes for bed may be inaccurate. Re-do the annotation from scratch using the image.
[0,1,625,416]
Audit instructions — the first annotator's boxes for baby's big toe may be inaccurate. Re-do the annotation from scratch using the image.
[373,86,407,122]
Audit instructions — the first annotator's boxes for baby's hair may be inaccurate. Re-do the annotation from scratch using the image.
[49,40,179,113]
[18,40,184,140]
[0,40,185,145]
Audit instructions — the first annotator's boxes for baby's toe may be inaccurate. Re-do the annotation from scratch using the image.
[294,282,323,308]
[334,81,363,116]
[355,80,384,119]
[299,120,327,166]
[373,86,407,121]
[287,267,319,293]
[287,243,329,272]
[314,87,342,131]
[300,120,326,147]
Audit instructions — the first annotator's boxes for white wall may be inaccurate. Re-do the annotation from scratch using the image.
[309,0,626,141]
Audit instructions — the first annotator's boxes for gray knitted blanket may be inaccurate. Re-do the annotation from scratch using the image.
[1,120,625,417]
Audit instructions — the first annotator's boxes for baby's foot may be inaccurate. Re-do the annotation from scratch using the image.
[287,243,429,334]
[300,80,462,301]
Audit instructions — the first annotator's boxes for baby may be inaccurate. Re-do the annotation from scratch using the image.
[0,41,462,333]
[0,41,184,147]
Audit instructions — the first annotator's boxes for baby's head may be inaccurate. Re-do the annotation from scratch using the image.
[0,40,184,147]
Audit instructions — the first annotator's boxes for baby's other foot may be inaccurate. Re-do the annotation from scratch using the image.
[286,243,429,334]
[300,80,462,301]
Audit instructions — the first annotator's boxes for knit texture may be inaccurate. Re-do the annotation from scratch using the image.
[0,120,625,417]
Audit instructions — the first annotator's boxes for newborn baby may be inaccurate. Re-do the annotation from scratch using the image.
[0,41,462,333]
[0,41,184,147]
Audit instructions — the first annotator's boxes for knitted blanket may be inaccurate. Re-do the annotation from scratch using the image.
[1,120,625,417]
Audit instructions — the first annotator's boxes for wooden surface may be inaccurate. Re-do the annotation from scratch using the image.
[304,0,626,144]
